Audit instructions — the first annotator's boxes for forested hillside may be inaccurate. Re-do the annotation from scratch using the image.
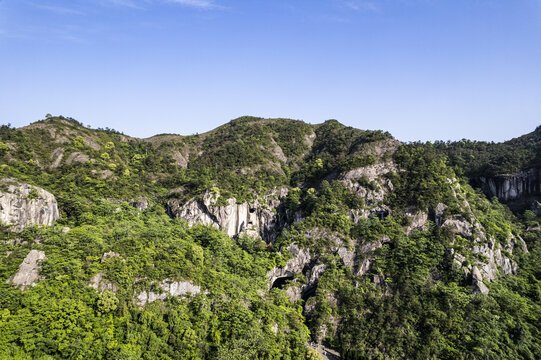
[0,115,539,359]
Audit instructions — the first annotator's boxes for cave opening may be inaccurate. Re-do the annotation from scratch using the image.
[301,284,317,301]
[271,275,294,289]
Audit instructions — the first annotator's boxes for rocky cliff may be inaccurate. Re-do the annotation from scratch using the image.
[167,187,288,242]
[479,168,541,202]
[0,178,59,231]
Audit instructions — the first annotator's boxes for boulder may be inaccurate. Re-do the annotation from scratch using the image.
[0,178,59,231]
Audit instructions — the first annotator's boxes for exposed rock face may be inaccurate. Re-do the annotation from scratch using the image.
[472,266,489,294]
[308,342,342,360]
[0,178,59,231]
[479,169,541,202]
[286,286,303,302]
[8,250,46,290]
[347,205,391,222]
[168,187,288,242]
[354,237,386,276]
[431,203,448,226]
[171,149,189,168]
[101,252,121,263]
[136,279,202,306]
[405,209,428,234]
[268,243,311,289]
[337,247,355,269]
[472,238,518,281]
[130,199,149,210]
[66,151,89,164]
[49,147,65,169]
[443,216,473,238]
[89,272,117,292]
[446,218,520,294]
[340,162,396,208]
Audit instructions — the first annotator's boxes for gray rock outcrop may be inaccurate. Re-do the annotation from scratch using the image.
[443,215,473,238]
[472,238,518,281]
[101,251,122,263]
[8,250,46,290]
[168,187,288,242]
[0,178,59,231]
[268,243,311,289]
[340,162,396,208]
[136,279,203,306]
[353,236,386,276]
[405,210,428,234]
[89,272,118,292]
[479,169,541,202]
[472,266,489,294]
[130,198,149,210]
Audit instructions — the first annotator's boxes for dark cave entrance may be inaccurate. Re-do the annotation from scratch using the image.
[271,275,294,289]
[301,284,317,301]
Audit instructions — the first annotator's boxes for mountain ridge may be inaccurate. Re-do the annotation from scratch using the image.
[0,115,540,359]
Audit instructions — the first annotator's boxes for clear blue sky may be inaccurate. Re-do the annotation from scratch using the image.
[1,0,540,142]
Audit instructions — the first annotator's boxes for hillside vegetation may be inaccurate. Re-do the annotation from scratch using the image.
[0,115,539,359]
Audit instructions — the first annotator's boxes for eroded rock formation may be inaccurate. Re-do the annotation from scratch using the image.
[0,178,59,231]
[479,169,541,202]
[168,187,288,242]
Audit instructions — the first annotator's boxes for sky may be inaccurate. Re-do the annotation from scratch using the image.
[1,0,540,142]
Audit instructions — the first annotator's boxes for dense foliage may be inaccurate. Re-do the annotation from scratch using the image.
[0,116,540,359]
[0,203,311,359]
[434,125,541,177]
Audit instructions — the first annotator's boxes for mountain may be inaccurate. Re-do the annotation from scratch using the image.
[0,115,540,359]
[435,126,541,209]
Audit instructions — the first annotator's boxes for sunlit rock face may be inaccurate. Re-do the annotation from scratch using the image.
[0,178,59,231]
[167,187,288,242]
[8,250,46,290]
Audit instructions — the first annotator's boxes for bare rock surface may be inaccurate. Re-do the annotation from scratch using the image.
[101,252,121,263]
[0,178,59,231]
[354,237,386,276]
[130,198,149,210]
[89,272,117,292]
[443,216,473,238]
[479,169,541,202]
[308,342,342,360]
[472,238,518,281]
[171,149,189,168]
[49,147,65,169]
[341,162,397,182]
[168,187,288,242]
[8,250,46,290]
[66,151,89,164]
[136,279,203,306]
[340,163,396,207]
[268,243,311,289]
[405,210,428,234]
[472,266,489,294]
